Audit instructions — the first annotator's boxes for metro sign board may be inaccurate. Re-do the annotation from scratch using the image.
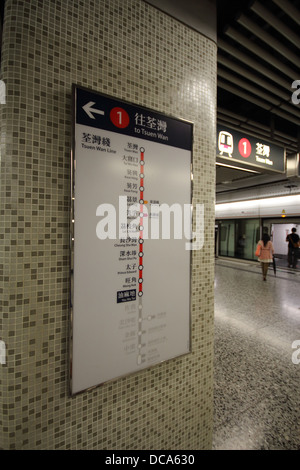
[70,85,193,394]
[76,86,193,151]
[217,125,285,173]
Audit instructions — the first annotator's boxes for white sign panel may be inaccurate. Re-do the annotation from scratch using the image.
[70,86,193,395]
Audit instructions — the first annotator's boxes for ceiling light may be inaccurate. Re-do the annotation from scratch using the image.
[216,162,260,174]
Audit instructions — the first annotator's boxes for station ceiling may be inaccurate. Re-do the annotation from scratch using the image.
[216,0,300,197]
[217,0,299,154]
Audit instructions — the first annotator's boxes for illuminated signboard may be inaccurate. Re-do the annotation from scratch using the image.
[217,125,285,173]
[70,86,193,395]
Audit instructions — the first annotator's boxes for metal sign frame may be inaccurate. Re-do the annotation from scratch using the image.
[70,85,194,395]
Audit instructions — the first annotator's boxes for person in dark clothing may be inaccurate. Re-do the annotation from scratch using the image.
[286,228,300,268]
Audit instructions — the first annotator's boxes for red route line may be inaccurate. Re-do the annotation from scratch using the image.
[139,149,145,296]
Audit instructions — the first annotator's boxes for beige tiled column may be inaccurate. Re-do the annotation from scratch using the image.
[0,0,216,450]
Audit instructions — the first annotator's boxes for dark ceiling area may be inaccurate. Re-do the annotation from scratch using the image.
[216,0,300,196]
[216,0,300,157]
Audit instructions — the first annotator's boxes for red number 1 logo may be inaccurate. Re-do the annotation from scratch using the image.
[110,107,130,128]
[238,138,251,158]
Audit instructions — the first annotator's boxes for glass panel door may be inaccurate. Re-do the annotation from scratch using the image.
[235,219,260,261]
[219,220,235,257]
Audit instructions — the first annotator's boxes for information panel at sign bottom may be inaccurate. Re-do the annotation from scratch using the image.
[70,86,193,395]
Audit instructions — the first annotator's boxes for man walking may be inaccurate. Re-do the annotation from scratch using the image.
[286,227,300,268]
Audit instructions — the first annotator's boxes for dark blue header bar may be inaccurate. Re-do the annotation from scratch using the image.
[217,125,285,173]
[74,85,193,151]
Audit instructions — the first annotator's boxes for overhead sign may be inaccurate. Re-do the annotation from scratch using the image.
[70,85,193,395]
[217,125,285,173]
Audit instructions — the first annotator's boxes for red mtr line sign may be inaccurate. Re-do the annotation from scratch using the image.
[139,147,145,296]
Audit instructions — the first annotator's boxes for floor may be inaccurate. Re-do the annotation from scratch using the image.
[212,257,300,450]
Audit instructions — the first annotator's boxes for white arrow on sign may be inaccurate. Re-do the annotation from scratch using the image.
[82,101,105,119]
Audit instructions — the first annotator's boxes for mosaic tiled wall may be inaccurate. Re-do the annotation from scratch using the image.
[0,0,216,449]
